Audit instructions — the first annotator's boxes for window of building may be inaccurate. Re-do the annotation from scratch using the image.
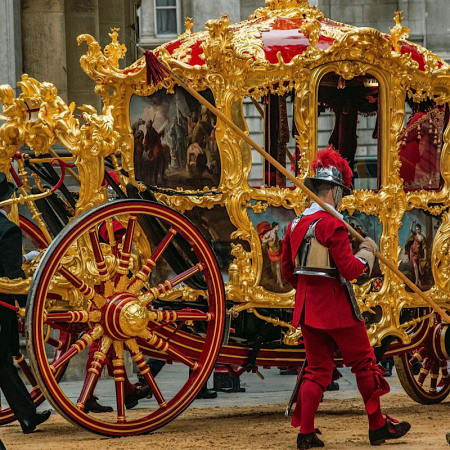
[155,0,178,36]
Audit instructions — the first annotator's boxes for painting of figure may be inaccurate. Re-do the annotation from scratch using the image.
[405,220,428,289]
[248,206,296,294]
[398,210,441,291]
[130,87,220,190]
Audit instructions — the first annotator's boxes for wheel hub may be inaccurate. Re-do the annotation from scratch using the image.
[102,292,149,341]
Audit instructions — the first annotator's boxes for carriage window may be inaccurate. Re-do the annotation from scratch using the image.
[398,97,448,191]
[318,73,380,190]
[247,92,298,188]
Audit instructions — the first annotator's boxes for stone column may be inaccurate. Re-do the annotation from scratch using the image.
[193,0,240,31]
[124,0,137,67]
[0,0,22,98]
[65,0,100,111]
[21,0,68,102]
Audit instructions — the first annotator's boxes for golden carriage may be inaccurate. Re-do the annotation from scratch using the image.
[1,0,450,436]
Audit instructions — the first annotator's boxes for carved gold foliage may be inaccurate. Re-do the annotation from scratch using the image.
[104,28,127,69]
[389,11,410,54]
[250,0,317,20]
[300,7,324,49]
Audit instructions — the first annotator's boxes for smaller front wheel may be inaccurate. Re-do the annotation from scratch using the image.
[394,320,450,404]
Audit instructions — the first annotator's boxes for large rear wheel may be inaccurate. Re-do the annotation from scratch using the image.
[26,199,225,436]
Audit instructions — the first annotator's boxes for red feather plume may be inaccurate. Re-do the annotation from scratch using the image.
[311,145,353,188]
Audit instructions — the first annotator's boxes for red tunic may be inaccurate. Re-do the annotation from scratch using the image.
[281,210,366,329]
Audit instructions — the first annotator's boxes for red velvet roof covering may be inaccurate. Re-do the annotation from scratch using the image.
[153,12,443,73]
[260,17,335,64]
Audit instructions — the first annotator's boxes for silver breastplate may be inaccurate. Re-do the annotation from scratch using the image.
[293,218,339,278]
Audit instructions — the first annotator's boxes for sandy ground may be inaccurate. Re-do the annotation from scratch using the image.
[1,392,450,450]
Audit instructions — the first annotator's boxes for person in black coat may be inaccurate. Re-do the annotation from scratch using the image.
[0,172,51,433]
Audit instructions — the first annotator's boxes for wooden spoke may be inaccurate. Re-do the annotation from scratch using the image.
[140,330,199,370]
[58,265,106,309]
[76,337,112,411]
[128,228,177,295]
[89,228,114,297]
[44,311,89,323]
[148,309,212,323]
[139,264,204,306]
[115,215,137,292]
[429,361,440,393]
[112,342,126,423]
[44,336,64,349]
[44,310,101,324]
[126,340,166,408]
[105,218,120,257]
[417,357,432,387]
[14,354,39,392]
[50,325,103,373]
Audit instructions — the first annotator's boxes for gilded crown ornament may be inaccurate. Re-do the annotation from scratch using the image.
[390,11,410,54]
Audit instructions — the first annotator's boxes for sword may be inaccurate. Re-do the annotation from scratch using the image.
[285,358,307,416]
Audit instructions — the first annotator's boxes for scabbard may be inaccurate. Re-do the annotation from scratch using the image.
[285,358,307,416]
[341,277,364,321]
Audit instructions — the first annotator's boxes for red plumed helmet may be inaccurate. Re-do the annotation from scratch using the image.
[305,145,353,193]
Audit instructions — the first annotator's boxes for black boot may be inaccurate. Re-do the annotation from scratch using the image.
[326,381,339,391]
[84,396,113,413]
[195,384,217,399]
[125,384,152,409]
[369,416,411,446]
[20,410,52,434]
[297,429,325,449]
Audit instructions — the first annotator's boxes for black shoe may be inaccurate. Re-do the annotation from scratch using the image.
[326,381,339,391]
[125,384,152,410]
[0,439,6,450]
[84,396,113,413]
[20,410,51,434]
[369,416,411,446]
[297,430,325,449]
[195,388,218,399]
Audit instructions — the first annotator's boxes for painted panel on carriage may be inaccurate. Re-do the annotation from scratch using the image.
[183,206,250,282]
[247,205,296,294]
[130,86,220,190]
[398,210,442,291]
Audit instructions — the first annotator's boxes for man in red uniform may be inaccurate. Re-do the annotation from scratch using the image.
[281,148,411,449]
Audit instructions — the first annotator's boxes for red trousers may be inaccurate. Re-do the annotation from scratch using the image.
[292,322,389,433]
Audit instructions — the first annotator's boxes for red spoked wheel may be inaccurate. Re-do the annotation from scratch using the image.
[394,312,450,404]
[26,200,225,436]
[0,216,72,425]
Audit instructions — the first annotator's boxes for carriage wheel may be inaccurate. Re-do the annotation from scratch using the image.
[26,200,225,436]
[0,216,72,425]
[394,318,450,404]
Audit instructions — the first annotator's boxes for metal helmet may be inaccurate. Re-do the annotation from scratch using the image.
[304,145,353,195]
